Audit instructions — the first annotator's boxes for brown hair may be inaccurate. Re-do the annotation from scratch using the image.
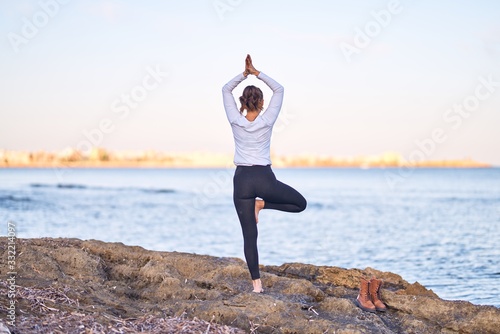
[239,85,263,113]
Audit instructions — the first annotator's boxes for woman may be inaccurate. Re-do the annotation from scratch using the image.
[222,55,307,293]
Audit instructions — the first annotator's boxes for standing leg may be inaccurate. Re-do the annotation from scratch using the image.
[233,167,261,284]
[233,196,260,280]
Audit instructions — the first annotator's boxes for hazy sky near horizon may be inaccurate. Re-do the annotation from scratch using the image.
[1,0,499,165]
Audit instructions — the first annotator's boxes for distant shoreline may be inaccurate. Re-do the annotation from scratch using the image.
[0,162,493,169]
[0,148,493,169]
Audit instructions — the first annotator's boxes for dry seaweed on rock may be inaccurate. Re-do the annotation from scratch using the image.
[126,314,246,334]
[1,281,79,313]
[0,280,244,333]
[6,312,245,334]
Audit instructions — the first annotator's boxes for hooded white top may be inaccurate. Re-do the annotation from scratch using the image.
[222,72,284,166]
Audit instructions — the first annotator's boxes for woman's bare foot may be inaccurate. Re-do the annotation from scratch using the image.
[252,279,263,293]
[255,199,265,224]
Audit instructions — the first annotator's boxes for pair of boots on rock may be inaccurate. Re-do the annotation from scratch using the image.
[355,277,387,313]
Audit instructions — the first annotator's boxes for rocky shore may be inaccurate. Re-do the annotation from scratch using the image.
[0,238,498,333]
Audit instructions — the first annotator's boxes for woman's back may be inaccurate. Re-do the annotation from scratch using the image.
[222,71,284,166]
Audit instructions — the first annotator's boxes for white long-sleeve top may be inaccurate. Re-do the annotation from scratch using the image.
[222,72,284,166]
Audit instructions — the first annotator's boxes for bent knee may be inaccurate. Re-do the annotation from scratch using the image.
[298,197,307,212]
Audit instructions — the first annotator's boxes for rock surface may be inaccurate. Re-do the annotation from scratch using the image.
[0,238,499,333]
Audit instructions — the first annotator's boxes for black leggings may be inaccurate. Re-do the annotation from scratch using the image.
[233,165,307,280]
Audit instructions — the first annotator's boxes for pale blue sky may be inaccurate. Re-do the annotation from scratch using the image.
[1,0,499,164]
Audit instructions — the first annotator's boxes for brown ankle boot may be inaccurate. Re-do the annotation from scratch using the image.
[355,278,376,313]
[369,278,387,312]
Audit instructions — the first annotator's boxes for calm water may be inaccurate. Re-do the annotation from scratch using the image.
[1,167,499,307]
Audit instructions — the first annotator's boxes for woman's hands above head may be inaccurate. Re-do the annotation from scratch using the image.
[244,54,260,77]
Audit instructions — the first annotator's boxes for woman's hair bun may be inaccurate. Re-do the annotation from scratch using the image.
[239,85,263,113]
